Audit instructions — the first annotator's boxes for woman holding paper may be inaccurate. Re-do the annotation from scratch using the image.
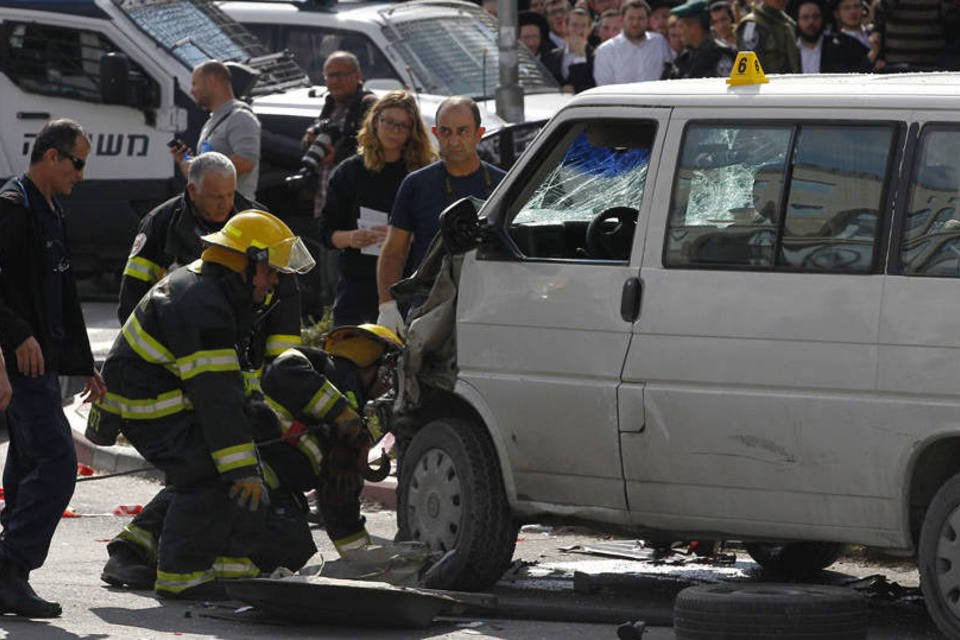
[319,91,437,326]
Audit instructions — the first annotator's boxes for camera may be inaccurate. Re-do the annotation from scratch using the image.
[285,119,342,189]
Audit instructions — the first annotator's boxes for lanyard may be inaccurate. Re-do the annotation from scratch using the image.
[444,164,493,199]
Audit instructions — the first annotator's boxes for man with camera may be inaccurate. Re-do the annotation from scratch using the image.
[300,51,378,319]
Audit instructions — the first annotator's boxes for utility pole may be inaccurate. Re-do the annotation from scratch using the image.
[495,0,524,123]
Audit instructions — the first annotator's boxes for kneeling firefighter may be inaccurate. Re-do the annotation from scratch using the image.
[87,210,315,599]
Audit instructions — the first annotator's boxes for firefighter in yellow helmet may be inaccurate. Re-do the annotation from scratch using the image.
[256,324,403,559]
[88,210,315,599]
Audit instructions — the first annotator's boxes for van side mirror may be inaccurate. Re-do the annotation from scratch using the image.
[100,52,130,105]
[440,197,483,254]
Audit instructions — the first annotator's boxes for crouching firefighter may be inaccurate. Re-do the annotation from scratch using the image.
[256,324,402,559]
[85,210,315,599]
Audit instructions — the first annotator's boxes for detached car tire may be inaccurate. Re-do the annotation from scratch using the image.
[745,541,845,575]
[674,583,868,639]
[397,417,517,591]
[919,471,960,639]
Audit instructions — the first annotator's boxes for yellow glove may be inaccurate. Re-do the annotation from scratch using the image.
[333,407,365,445]
[229,476,270,512]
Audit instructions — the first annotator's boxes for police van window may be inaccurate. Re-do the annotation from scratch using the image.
[900,127,960,276]
[779,125,892,273]
[665,122,892,272]
[1,23,157,106]
[279,27,400,86]
[504,120,655,262]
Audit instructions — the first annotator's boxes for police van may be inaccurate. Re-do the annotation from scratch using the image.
[0,0,558,286]
[395,58,960,637]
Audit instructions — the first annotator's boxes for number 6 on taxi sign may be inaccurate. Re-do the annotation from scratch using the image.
[727,51,769,86]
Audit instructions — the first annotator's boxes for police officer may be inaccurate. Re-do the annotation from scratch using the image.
[736,0,800,74]
[664,0,736,78]
[87,210,316,599]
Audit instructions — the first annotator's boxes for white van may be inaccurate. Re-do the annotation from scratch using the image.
[392,66,960,638]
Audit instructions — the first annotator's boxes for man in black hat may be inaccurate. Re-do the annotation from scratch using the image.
[794,0,872,72]
[709,0,738,46]
[664,0,736,78]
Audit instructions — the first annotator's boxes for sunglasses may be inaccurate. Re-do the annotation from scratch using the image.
[59,150,86,171]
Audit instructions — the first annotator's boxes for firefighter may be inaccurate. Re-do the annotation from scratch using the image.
[257,324,403,558]
[86,209,315,599]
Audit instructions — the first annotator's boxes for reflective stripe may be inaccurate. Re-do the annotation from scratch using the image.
[155,568,214,594]
[212,441,258,474]
[123,314,175,366]
[261,461,280,490]
[97,390,192,420]
[305,380,343,421]
[123,256,166,284]
[334,529,371,553]
[265,334,301,358]
[345,390,359,410]
[213,556,260,579]
[264,396,323,475]
[242,369,263,395]
[177,349,240,380]
[116,524,157,560]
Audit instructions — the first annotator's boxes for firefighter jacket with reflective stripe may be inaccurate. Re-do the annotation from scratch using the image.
[260,347,366,477]
[89,261,262,484]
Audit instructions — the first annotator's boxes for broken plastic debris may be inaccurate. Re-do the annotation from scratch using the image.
[77,464,95,476]
[113,505,144,516]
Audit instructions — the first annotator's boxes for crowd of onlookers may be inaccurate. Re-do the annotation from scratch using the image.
[479,0,960,90]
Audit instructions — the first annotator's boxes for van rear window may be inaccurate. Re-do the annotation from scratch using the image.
[665,122,895,274]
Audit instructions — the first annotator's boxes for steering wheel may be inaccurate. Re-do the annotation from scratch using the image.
[585,207,639,259]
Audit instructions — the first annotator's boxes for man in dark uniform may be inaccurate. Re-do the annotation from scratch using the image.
[0,118,107,617]
[794,0,873,73]
[664,0,736,78]
[87,210,316,599]
[737,0,801,73]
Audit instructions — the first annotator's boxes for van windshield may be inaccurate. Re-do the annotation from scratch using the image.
[118,0,309,95]
[381,5,558,98]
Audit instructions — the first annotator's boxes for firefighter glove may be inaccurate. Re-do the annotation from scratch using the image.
[229,476,270,512]
[334,407,367,446]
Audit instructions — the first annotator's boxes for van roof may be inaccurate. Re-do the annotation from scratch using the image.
[574,72,960,110]
[0,0,108,18]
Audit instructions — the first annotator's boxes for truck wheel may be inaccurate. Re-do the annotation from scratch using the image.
[745,541,845,575]
[919,471,960,638]
[674,583,868,639]
[397,417,516,591]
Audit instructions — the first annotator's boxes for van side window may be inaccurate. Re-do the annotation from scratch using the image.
[276,26,399,86]
[665,122,893,273]
[1,23,155,105]
[900,127,960,276]
[506,120,656,262]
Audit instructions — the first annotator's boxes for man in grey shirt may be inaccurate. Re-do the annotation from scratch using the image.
[170,60,261,201]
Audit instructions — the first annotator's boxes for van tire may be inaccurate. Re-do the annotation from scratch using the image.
[674,583,868,639]
[397,417,516,591]
[744,541,845,575]
[919,471,960,638]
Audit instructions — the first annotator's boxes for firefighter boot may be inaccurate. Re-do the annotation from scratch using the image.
[0,560,61,618]
[101,544,155,589]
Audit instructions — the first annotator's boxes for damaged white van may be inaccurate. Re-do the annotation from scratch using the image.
[391,68,960,638]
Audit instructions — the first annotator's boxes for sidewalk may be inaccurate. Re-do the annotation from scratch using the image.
[64,396,398,510]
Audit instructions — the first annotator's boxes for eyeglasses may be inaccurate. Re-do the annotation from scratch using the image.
[59,150,86,171]
[322,70,355,81]
[378,115,413,134]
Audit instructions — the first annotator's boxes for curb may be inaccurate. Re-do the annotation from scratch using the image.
[64,397,397,509]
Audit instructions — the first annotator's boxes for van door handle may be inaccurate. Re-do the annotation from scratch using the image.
[620,277,642,322]
[17,112,50,120]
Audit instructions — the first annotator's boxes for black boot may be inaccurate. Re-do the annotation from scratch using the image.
[0,560,61,618]
[101,544,155,589]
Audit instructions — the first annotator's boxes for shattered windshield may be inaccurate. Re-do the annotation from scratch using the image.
[117,0,308,94]
[381,4,558,97]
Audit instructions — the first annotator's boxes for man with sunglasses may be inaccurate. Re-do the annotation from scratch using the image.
[0,118,106,617]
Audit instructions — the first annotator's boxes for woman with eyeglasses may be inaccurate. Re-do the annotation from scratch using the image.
[319,90,437,327]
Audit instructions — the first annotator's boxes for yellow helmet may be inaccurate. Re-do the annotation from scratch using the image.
[322,324,403,368]
[201,209,315,274]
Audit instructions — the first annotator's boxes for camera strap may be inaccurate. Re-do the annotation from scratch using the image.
[202,102,253,142]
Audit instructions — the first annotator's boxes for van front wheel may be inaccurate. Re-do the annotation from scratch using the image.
[919,472,960,638]
[397,417,517,591]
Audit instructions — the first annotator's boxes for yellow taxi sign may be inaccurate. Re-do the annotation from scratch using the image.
[727,51,769,86]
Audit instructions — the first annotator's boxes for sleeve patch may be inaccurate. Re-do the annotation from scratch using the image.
[129,233,147,258]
